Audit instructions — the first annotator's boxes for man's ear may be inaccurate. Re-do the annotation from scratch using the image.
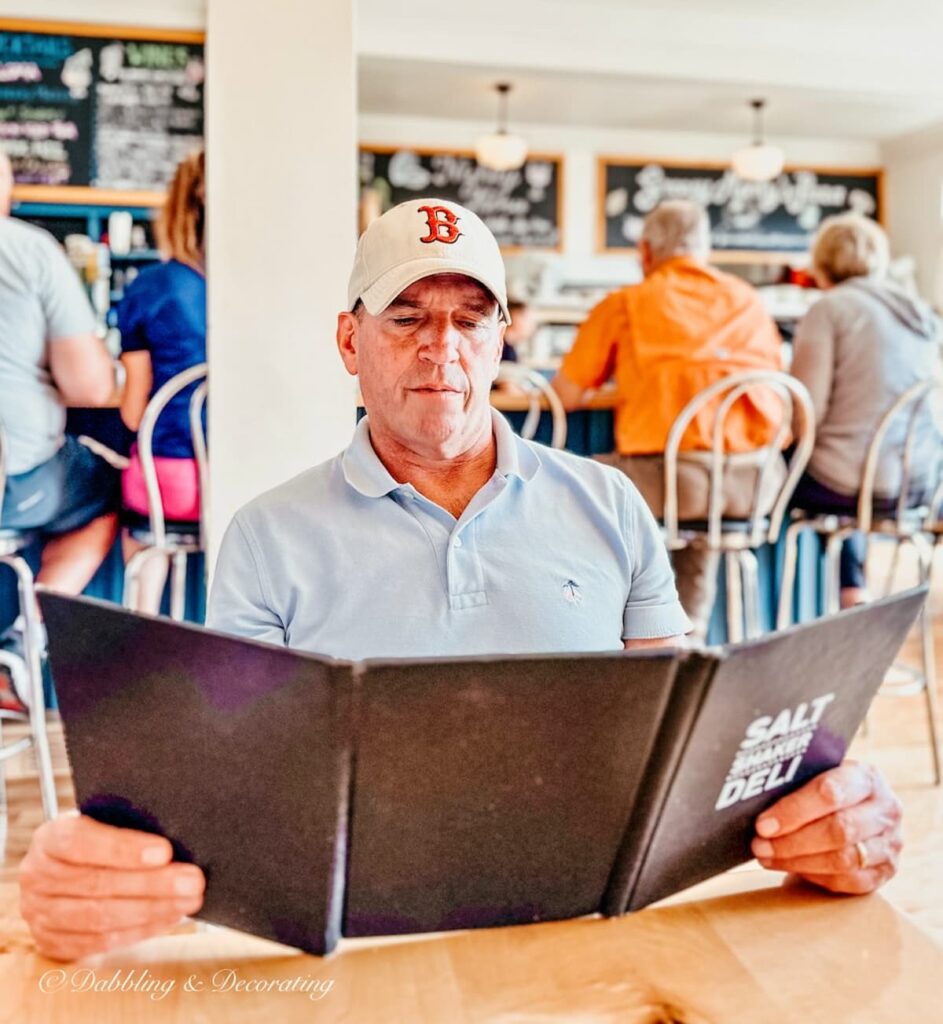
[336,312,359,376]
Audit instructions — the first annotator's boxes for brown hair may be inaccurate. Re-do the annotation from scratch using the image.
[156,149,205,273]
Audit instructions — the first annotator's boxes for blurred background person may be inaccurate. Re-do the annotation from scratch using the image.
[501,289,539,363]
[0,151,119,711]
[117,150,206,614]
[551,200,785,639]
[789,213,943,608]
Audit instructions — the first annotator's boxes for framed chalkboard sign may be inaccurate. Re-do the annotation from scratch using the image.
[0,18,204,205]
[359,145,564,251]
[598,158,883,261]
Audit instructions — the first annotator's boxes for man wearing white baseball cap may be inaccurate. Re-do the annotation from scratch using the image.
[20,199,905,960]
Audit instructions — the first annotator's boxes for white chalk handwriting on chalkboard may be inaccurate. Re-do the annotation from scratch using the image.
[365,147,561,249]
[0,26,204,190]
[630,165,875,220]
[603,161,880,252]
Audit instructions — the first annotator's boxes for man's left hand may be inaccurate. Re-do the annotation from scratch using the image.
[750,762,902,894]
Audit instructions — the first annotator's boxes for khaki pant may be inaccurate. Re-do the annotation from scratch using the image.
[597,450,786,640]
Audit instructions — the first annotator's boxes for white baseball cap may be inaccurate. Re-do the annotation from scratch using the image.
[348,198,511,323]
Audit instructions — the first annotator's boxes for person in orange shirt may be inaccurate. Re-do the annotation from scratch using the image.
[552,200,784,638]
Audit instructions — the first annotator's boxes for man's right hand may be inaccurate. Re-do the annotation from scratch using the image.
[18,814,205,961]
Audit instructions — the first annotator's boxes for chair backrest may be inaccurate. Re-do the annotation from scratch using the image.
[495,364,568,449]
[663,370,815,549]
[858,379,943,533]
[136,363,208,548]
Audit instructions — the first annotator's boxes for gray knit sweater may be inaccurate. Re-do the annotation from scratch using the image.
[791,277,943,498]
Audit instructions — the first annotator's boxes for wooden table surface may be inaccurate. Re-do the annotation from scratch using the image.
[490,383,617,413]
[3,866,941,1023]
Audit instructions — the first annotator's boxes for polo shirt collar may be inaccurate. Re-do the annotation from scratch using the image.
[492,409,540,483]
[342,409,540,499]
[341,416,401,498]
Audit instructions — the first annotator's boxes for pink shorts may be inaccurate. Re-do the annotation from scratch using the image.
[122,447,201,522]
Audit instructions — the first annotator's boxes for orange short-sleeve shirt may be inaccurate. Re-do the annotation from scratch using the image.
[560,257,784,455]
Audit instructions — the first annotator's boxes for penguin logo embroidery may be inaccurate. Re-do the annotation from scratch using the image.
[562,580,583,605]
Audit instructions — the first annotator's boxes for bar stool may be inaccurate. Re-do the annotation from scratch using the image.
[777,380,943,783]
[123,363,208,620]
[495,364,568,449]
[662,371,815,643]
[0,424,59,856]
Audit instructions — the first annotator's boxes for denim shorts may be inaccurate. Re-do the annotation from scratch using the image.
[1,436,120,535]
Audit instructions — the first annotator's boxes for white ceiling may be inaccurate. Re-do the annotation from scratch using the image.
[13,0,943,143]
[358,0,943,143]
[359,59,943,142]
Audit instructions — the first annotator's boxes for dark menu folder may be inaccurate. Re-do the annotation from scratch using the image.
[38,594,353,956]
[39,587,925,956]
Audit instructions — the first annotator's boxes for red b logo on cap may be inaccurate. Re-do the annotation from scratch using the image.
[417,205,461,244]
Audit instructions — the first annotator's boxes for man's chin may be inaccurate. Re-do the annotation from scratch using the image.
[406,411,488,457]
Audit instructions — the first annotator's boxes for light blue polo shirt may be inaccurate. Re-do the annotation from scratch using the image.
[206,412,690,658]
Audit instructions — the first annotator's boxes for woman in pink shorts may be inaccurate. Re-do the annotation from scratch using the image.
[118,151,206,612]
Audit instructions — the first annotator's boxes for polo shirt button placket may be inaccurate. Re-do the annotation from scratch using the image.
[448,531,472,609]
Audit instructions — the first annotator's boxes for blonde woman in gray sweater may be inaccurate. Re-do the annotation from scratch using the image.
[790,213,943,608]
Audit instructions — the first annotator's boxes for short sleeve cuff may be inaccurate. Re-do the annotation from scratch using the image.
[623,601,692,640]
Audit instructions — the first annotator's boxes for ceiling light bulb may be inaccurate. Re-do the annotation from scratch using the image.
[476,82,527,172]
[475,131,528,172]
[731,143,785,182]
[731,99,785,182]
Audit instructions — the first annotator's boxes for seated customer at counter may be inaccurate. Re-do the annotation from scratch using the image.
[117,149,206,614]
[0,151,119,712]
[20,198,902,960]
[790,213,943,608]
[500,289,539,363]
[552,200,784,639]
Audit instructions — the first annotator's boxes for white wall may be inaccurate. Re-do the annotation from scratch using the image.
[882,127,943,307]
[361,112,882,286]
[206,0,355,562]
[0,0,205,28]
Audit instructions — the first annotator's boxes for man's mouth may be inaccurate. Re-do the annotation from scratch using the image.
[410,385,464,394]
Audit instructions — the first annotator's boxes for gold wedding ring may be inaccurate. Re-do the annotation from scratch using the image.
[855,840,870,870]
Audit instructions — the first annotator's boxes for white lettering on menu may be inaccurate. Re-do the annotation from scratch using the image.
[714,693,836,811]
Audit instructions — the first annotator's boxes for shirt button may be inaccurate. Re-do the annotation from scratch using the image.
[453,536,463,548]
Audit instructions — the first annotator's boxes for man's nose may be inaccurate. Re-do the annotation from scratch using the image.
[418,317,461,363]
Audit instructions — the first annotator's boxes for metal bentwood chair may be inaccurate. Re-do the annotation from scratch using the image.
[122,363,208,621]
[777,379,943,784]
[495,364,568,450]
[0,422,58,855]
[662,370,815,643]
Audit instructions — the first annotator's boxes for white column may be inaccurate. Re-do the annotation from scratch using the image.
[206,0,356,566]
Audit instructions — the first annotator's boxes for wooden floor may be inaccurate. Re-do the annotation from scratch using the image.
[2,546,943,949]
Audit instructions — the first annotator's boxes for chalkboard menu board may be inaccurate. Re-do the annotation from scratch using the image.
[360,145,563,250]
[599,159,883,258]
[0,19,204,197]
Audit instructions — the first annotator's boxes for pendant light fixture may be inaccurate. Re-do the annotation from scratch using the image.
[475,82,528,172]
[731,99,785,182]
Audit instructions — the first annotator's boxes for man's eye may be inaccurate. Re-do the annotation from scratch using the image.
[458,320,482,329]
[392,317,418,326]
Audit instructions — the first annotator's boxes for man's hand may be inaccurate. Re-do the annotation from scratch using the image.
[751,762,902,894]
[19,815,205,961]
